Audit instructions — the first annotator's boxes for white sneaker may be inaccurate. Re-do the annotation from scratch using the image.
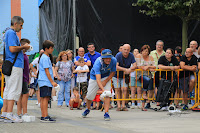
[52,96,57,101]
[160,106,168,111]
[38,103,41,108]
[23,113,29,117]
[36,101,38,105]
[131,105,135,109]
[4,113,22,123]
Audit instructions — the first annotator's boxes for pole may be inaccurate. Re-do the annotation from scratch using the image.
[73,0,76,57]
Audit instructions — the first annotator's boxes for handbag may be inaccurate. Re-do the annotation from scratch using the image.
[125,74,130,84]
[2,43,19,76]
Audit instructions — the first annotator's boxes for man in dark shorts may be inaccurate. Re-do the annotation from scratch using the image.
[179,48,197,110]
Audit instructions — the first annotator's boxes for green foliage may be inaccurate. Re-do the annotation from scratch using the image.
[133,0,200,21]
[133,0,200,53]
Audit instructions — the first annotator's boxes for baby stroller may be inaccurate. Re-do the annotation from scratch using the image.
[155,74,177,111]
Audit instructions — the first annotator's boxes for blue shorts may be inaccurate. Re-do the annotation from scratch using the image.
[112,77,128,88]
[130,77,141,87]
[130,76,153,91]
[40,86,52,97]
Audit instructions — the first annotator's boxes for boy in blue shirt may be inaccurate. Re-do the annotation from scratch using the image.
[82,49,117,121]
[38,40,57,122]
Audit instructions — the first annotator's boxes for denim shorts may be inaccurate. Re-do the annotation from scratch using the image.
[130,76,153,91]
[130,77,141,87]
[40,86,52,97]
[112,77,128,88]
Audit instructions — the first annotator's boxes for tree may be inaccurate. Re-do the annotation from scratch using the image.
[133,0,200,53]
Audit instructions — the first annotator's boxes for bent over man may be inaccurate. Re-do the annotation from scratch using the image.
[82,49,117,121]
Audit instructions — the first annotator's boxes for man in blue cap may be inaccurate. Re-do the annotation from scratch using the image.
[82,49,117,121]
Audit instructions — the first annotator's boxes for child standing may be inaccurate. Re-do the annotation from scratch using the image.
[69,87,82,110]
[29,65,37,97]
[38,40,57,122]
[17,39,30,117]
[73,58,89,105]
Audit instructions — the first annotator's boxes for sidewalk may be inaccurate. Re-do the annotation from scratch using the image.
[0,100,200,133]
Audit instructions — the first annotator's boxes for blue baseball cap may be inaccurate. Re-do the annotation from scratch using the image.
[101,49,113,58]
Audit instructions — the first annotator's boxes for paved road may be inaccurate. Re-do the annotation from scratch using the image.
[0,100,200,133]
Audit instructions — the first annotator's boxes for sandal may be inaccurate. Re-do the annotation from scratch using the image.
[142,108,147,111]
[101,107,104,112]
[116,107,121,111]
[121,107,128,111]
[143,95,148,100]
[156,102,160,106]
[70,107,73,110]
[91,107,96,110]
[77,107,82,110]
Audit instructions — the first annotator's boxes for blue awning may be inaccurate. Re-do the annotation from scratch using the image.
[38,0,44,7]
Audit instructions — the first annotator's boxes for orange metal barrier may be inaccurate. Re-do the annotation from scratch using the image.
[112,69,198,109]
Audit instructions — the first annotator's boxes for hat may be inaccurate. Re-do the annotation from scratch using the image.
[101,49,113,58]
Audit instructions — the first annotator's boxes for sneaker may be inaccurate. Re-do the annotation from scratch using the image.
[83,102,86,108]
[131,105,135,109]
[4,117,13,123]
[18,114,23,119]
[82,109,90,118]
[160,106,168,111]
[36,101,38,105]
[13,114,23,122]
[4,114,22,123]
[181,105,188,111]
[23,113,29,117]
[145,103,151,109]
[38,103,41,108]
[104,112,110,121]
[40,116,56,123]
[125,103,130,108]
[0,116,5,122]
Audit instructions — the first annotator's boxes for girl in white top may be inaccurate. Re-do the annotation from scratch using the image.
[130,49,139,109]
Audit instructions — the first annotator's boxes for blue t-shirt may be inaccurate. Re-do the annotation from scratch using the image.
[38,54,54,87]
[114,52,136,78]
[4,29,24,68]
[74,55,91,64]
[85,51,101,69]
[90,57,117,80]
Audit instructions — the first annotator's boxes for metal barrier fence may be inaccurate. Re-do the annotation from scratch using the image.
[0,69,200,109]
[113,69,200,109]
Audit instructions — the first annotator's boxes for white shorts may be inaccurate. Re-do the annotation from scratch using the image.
[86,77,112,101]
[3,67,23,101]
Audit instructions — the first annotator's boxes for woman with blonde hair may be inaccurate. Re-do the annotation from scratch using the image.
[55,51,74,107]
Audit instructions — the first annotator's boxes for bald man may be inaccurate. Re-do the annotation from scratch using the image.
[179,48,197,110]
[113,44,137,111]
[189,40,200,58]
[74,47,91,67]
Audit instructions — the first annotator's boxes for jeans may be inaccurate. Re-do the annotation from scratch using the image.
[139,75,151,91]
[57,80,71,106]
